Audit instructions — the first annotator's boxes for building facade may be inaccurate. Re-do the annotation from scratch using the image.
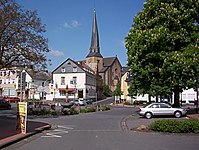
[52,58,96,102]
[0,67,52,101]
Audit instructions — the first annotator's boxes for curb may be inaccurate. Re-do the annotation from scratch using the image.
[0,124,51,149]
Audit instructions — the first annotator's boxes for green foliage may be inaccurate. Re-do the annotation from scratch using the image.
[124,101,134,105]
[98,105,111,111]
[28,109,49,116]
[50,110,57,116]
[149,119,199,133]
[80,107,96,113]
[62,108,79,115]
[125,0,199,107]
[113,83,123,96]
[102,84,112,97]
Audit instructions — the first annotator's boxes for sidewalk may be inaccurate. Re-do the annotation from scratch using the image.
[187,114,199,119]
[0,117,51,149]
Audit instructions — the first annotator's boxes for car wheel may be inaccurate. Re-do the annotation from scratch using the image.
[174,111,182,118]
[145,112,152,119]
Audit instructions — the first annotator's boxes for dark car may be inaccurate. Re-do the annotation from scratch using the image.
[0,98,11,110]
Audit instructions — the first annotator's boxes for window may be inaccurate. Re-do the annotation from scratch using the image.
[0,80,2,84]
[60,90,66,96]
[150,104,159,108]
[61,77,65,85]
[73,67,77,72]
[61,67,65,73]
[72,76,77,84]
[160,104,170,108]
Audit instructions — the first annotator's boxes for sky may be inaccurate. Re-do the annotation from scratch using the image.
[16,0,146,71]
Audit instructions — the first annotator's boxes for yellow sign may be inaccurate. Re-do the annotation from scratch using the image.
[16,102,27,134]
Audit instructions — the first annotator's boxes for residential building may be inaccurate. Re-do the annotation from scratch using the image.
[0,67,52,100]
[121,67,130,101]
[0,68,18,97]
[52,58,97,102]
[21,69,52,100]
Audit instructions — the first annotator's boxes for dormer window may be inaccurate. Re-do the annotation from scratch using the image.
[73,67,77,72]
[61,67,65,73]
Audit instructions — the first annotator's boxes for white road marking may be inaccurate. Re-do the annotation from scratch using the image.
[41,125,74,138]
[58,125,74,130]
[42,133,62,138]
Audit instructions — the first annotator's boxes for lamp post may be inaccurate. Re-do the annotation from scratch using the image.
[20,70,23,102]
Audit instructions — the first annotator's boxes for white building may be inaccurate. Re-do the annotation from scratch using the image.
[52,58,97,102]
[122,68,198,105]
[0,67,52,101]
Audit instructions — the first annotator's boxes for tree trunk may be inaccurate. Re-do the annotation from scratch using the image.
[156,96,158,102]
[148,95,151,104]
[173,86,180,107]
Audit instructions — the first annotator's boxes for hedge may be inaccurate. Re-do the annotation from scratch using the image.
[149,119,199,133]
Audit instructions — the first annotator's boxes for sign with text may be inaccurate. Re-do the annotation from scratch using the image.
[16,102,27,134]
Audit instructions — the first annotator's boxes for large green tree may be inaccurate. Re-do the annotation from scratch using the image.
[125,0,199,107]
[0,0,49,69]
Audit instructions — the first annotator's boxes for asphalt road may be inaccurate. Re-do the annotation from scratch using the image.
[3,102,198,150]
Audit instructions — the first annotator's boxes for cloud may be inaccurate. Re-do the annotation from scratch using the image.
[71,20,81,28]
[121,40,126,47]
[63,20,81,29]
[50,50,64,57]
[63,22,71,28]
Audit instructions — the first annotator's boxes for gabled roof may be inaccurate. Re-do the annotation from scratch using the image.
[121,67,130,76]
[25,69,52,81]
[52,58,71,73]
[103,57,116,67]
[53,58,95,75]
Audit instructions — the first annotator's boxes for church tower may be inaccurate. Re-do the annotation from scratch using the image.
[86,9,103,73]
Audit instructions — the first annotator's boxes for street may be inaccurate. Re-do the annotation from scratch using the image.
[1,100,198,150]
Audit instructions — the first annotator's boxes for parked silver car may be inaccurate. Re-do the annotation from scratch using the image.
[137,103,187,119]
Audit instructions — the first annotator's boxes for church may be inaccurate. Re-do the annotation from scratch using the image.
[51,9,122,101]
[85,9,122,92]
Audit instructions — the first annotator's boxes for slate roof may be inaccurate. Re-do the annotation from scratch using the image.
[26,69,52,81]
[103,57,116,67]
[86,9,103,58]
[121,67,130,76]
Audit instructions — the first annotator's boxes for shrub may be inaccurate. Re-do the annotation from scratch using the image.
[80,107,96,113]
[51,110,58,116]
[62,108,79,115]
[98,105,111,111]
[133,101,146,105]
[124,101,133,105]
[149,119,199,133]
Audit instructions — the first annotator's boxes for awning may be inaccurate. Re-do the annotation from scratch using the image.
[59,88,76,92]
